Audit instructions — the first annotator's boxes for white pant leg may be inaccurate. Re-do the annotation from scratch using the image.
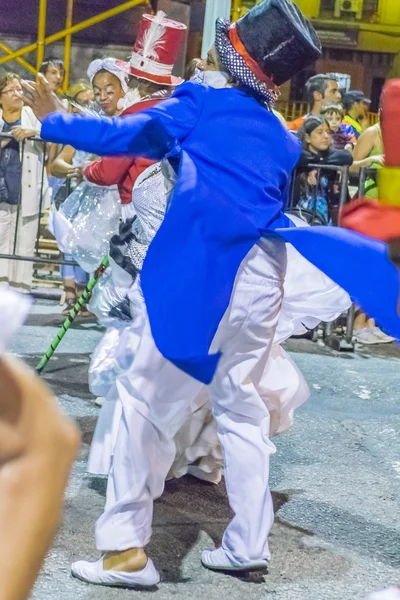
[0,204,15,284]
[11,213,38,290]
[96,241,286,558]
[95,318,203,550]
[208,243,285,564]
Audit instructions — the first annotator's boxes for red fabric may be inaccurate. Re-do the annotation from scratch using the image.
[84,98,160,204]
[381,80,400,167]
[287,114,307,132]
[340,199,400,242]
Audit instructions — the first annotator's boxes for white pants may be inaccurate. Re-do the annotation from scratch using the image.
[0,205,38,291]
[95,240,287,564]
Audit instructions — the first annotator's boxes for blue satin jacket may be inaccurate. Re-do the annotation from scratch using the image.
[41,82,400,383]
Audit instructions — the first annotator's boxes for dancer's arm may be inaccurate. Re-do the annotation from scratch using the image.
[84,156,135,186]
[40,83,204,159]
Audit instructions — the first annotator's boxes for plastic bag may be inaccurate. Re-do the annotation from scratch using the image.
[60,181,121,272]
[88,268,132,329]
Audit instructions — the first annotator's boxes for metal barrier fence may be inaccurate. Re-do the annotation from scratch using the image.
[286,163,372,351]
[0,132,77,290]
[0,132,383,347]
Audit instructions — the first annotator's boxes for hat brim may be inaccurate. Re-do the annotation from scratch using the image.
[214,18,232,71]
[114,59,183,87]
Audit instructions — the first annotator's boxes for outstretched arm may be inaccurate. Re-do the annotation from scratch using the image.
[41,83,204,160]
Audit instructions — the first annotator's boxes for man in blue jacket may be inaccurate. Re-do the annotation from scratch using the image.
[23,0,400,589]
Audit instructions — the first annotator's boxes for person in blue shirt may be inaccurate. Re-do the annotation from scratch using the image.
[22,0,400,588]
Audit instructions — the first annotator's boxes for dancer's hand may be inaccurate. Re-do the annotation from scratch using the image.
[19,74,67,122]
[66,165,84,180]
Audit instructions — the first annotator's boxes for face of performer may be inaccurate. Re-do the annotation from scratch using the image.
[198,46,221,72]
[305,122,331,153]
[92,71,125,116]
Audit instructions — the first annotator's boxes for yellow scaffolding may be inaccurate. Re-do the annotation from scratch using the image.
[0,0,147,83]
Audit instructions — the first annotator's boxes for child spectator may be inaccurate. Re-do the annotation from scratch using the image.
[321,103,356,150]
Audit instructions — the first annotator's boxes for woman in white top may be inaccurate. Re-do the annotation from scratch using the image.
[0,72,50,291]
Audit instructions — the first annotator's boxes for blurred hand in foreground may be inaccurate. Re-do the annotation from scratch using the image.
[19,74,67,122]
[0,355,80,600]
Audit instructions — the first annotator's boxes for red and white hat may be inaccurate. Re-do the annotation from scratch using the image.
[115,11,187,87]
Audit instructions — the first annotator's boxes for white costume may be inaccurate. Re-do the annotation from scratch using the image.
[88,220,351,482]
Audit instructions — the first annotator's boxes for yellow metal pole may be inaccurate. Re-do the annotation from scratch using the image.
[0,0,146,67]
[63,0,74,91]
[0,41,38,66]
[231,0,242,22]
[36,0,47,74]
[46,0,145,45]
[0,41,37,75]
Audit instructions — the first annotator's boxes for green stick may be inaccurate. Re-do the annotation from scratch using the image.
[36,255,110,374]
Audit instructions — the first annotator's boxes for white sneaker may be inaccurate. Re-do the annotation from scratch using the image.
[201,547,268,573]
[367,586,400,599]
[95,397,105,407]
[71,556,160,588]
[370,327,395,344]
[354,328,383,345]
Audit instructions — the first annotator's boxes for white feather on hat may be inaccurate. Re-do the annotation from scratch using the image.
[134,11,167,61]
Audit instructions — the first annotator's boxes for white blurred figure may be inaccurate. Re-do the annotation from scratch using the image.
[367,587,400,600]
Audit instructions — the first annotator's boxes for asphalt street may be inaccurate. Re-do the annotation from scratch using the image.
[11,298,400,600]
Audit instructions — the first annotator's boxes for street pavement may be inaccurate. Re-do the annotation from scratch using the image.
[10,298,400,600]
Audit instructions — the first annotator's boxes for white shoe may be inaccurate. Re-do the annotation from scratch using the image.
[71,556,160,588]
[370,327,395,344]
[354,328,383,345]
[95,397,105,407]
[201,547,268,573]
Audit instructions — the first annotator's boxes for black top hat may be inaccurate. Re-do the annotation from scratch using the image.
[215,0,322,100]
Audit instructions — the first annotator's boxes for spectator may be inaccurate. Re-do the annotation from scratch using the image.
[288,74,342,132]
[66,80,94,109]
[348,118,392,345]
[39,57,65,93]
[321,103,356,150]
[50,81,96,316]
[0,73,50,291]
[295,116,352,224]
[342,90,371,140]
[351,121,384,199]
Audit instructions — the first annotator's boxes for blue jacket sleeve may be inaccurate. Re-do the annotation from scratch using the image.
[41,82,205,159]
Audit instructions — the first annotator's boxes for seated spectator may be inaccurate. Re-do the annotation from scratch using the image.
[0,73,50,291]
[320,103,356,150]
[288,74,342,132]
[342,90,371,140]
[294,117,353,224]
